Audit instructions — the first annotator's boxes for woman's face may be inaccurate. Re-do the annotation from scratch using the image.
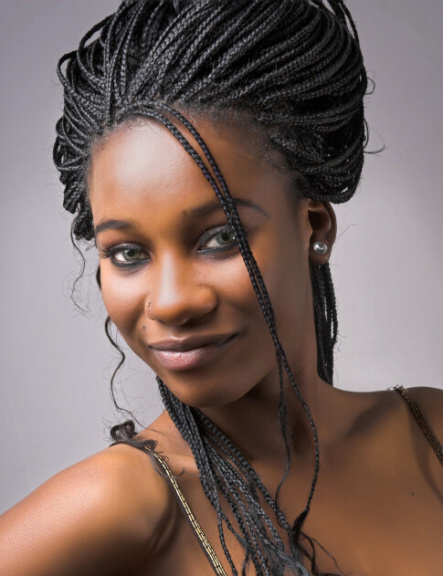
[89,117,328,409]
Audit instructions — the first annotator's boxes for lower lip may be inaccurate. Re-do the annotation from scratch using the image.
[151,335,237,371]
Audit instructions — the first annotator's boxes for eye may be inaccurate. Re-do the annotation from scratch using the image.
[114,247,147,263]
[100,244,149,268]
[199,225,237,252]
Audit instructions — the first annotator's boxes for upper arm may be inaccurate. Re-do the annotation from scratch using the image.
[0,444,174,576]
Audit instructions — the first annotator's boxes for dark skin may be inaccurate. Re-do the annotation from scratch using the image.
[0,117,442,576]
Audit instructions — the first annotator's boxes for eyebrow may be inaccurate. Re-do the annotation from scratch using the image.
[95,219,133,236]
[94,197,268,236]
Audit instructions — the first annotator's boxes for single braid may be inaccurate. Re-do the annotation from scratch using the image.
[55,1,370,573]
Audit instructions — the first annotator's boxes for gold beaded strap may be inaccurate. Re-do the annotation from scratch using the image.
[394,385,443,465]
[148,449,228,576]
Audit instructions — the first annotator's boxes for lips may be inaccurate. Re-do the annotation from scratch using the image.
[148,333,237,371]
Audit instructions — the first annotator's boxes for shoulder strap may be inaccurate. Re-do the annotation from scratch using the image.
[145,448,228,576]
[394,385,443,465]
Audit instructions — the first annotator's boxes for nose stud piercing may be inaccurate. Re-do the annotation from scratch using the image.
[313,241,328,255]
[148,302,151,308]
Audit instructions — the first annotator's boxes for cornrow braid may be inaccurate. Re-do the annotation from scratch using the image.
[54,1,369,574]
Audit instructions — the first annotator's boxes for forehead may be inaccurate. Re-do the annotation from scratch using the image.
[88,117,295,222]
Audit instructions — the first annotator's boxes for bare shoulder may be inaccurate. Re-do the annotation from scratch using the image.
[0,442,175,576]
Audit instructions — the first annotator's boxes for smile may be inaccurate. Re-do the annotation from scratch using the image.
[148,333,238,371]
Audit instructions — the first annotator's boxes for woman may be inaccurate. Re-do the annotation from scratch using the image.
[1,1,442,575]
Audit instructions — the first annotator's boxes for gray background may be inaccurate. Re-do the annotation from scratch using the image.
[0,0,442,513]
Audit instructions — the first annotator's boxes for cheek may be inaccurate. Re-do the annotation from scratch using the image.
[217,260,256,303]
[252,221,312,341]
[100,264,146,335]
[208,255,269,331]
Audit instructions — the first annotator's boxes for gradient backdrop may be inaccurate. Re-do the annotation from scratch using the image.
[0,0,442,513]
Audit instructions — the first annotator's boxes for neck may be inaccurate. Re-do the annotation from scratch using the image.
[199,359,333,464]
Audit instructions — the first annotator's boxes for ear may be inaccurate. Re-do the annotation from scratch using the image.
[306,201,337,265]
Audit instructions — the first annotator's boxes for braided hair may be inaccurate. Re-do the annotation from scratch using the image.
[54,1,368,574]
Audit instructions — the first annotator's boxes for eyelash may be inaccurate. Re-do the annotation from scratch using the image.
[100,243,149,269]
[100,224,240,270]
[198,224,238,253]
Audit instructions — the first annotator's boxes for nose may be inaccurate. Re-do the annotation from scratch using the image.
[146,253,217,326]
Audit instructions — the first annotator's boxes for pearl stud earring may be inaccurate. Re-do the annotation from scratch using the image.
[313,241,328,255]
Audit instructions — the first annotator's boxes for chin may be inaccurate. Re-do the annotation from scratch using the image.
[167,387,232,410]
[159,375,246,410]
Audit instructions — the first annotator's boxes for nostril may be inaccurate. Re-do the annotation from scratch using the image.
[146,286,217,327]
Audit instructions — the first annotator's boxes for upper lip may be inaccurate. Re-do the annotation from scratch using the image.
[148,333,236,352]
